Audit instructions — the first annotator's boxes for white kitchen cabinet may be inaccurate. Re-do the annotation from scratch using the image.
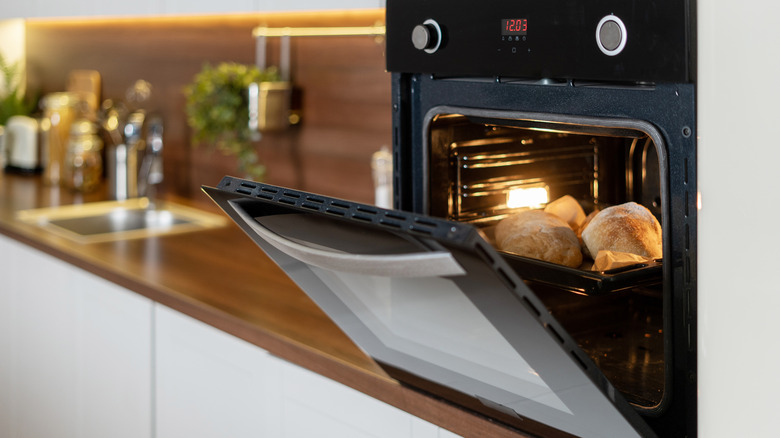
[0,4,29,21]
[256,0,385,12]
[154,304,273,438]
[76,270,154,438]
[0,238,79,438]
[0,234,153,438]
[154,304,460,438]
[0,235,17,438]
[0,0,158,19]
[162,0,255,15]
[19,0,161,18]
[0,233,459,437]
[0,0,384,20]
[264,353,460,438]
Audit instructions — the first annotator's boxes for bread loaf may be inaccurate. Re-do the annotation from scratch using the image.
[544,195,587,235]
[578,209,600,258]
[580,202,662,259]
[495,210,583,268]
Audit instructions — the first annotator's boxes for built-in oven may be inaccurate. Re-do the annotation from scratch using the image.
[205,0,696,436]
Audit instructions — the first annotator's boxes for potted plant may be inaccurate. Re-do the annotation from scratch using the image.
[0,52,37,169]
[0,52,36,126]
[184,62,282,181]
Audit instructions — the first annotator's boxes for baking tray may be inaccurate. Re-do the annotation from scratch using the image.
[501,252,663,295]
[479,223,663,295]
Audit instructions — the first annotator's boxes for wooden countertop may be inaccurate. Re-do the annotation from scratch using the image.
[0,172,530,438]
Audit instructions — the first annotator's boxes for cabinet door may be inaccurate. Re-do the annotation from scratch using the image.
[256,0,384,11]
[5,240,83,438]
[21,0,160,18]
[265,354,460,438]
[153,303,460,438]
[0,4,27,19]
[77,272,153,438]
[163,0,254,14]
[0,0,383,19]
[0,235,153,438]
[0,235,21,438]
[154,304,273,438]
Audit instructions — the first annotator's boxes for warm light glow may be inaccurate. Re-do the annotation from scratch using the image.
[506,186,549,209]
[24,9,385,29]
[252,24,385,37]
[0,19,26,96]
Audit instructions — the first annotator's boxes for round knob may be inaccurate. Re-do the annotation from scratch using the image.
[596,15,627,56]
[411,19,442,54]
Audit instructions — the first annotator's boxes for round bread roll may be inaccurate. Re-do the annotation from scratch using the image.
[581,202,662,259]
[544,195,587,234]
[495,209,583,268]
[578,209,600,258]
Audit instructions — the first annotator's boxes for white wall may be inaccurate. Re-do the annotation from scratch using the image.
[697,0,780,436]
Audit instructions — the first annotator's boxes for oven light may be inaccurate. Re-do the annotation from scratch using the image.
[506,186,549,209]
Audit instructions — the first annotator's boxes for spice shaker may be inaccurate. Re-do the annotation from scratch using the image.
[371,145,393,208]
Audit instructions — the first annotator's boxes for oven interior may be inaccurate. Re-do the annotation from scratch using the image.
[427,112,667,411]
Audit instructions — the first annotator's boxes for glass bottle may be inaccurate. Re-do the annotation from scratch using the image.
[40,92,80,185]
[63,119,103,193]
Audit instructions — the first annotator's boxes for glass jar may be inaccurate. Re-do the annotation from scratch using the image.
[63,119,103,193]
[41,92,82,185]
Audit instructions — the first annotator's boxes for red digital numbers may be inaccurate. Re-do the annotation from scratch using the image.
[501,18,528,36]
[506,19,527,32]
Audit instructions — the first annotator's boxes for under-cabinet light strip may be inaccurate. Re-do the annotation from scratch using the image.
[252,25,386,38]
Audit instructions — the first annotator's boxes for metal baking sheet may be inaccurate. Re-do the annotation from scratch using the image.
[501,252,663,295]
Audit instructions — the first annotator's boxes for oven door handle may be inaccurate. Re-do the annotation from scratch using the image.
[233,205,466,278]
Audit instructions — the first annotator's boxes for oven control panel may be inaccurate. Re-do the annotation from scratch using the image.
[386,0,691,83]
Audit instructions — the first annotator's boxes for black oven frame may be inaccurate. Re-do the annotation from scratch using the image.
[391,73,697,437]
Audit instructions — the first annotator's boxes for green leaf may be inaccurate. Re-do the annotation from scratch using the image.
[183,62,281,180]
[0,52,35,125]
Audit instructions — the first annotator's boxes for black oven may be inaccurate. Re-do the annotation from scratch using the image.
[205,0,696,436]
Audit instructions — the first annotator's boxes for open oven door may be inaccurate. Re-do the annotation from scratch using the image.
[203,177,657,438]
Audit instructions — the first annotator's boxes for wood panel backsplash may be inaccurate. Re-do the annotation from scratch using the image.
[25,10,390,206]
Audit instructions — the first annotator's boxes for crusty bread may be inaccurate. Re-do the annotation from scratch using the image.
[581,202,662,259]
[495,209,583,268]
[578,209,600,258]
[544,195,587,235]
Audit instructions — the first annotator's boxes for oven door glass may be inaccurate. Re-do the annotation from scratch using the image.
[204,179,656,438]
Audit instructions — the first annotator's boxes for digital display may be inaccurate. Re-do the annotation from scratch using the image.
[501,18,528,36]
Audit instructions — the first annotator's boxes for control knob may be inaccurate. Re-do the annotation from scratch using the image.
[596,15,627,56]
[411,19,442,54]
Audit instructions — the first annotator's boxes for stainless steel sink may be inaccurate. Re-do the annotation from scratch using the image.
[17,198,227,243]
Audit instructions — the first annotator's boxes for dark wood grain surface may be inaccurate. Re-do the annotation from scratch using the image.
[0,172,531,438]
[26,10,391,205]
